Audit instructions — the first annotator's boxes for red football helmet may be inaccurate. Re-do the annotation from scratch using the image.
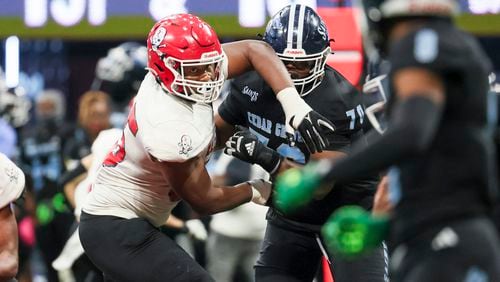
[147,14,225,103]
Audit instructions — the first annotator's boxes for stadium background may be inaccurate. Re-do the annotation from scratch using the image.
[0,1,499,282]
[0,0,499,121]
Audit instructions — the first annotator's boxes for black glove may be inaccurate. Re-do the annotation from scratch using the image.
[224,129,283,174]
[290,110,336,154]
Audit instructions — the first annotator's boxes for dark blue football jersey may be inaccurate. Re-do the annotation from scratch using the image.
[218,65,378,227]
[387,20,498,245]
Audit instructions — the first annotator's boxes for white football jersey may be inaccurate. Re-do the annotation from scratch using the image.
[73,128,122,220]
[83,73,216,227]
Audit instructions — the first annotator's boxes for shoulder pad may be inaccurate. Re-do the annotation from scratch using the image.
[142,121,213,162]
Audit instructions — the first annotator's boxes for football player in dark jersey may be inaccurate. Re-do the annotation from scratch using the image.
[215,5,387,282]
[276,0,500,281]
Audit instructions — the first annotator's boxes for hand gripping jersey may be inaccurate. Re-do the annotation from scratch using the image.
[218,66,378,227]
[83,73,216,227]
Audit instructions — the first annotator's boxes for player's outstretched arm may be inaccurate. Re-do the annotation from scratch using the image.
[222,40,335,154]
[275,68,445,212]
[158,156,271,215]
[214,114,237,151]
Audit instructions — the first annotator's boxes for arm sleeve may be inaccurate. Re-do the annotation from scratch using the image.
[324,96,442,183]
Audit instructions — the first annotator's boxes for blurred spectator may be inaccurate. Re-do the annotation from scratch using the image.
[63,90,112,166]
[207,154,268,282]
[18,89,75,282]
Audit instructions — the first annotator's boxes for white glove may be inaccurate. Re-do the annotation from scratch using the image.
[248,179,272,205]
[276,87,312,146]
[276,87,335,153]
[185,219,208,241]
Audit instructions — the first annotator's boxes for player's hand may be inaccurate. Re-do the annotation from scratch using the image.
[247,179,272,205]
[290,110,336,154]
[224,128,282,174]
[372,176,393,216]
[275,87,335,154]
[322,205,389,258]
[274,160,332,213]
[184,219,208,241]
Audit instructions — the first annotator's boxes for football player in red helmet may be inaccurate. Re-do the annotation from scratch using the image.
[78,14,334,281]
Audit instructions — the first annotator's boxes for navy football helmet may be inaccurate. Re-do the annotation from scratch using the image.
[263,4,331,97]
[93,42,148,106]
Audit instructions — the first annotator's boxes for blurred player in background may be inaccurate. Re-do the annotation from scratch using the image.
[217,5,387,281]
[79,13,335,281]
[276,0,500,280]
[92,42,148,128]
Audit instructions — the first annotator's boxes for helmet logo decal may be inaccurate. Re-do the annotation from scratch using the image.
[201,51,219,58]
[151,27,167,49]
[283,48,306,56]
[178,134,193,156]
[317,24,327,39]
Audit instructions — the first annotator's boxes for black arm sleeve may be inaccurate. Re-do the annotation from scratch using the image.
[323,95,443,183]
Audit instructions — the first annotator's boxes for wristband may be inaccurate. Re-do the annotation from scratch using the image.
[276,87,311,128]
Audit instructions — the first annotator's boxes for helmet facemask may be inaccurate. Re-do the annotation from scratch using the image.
[363,74,388,134]
[161,52,225,104]
[279,47,331,97]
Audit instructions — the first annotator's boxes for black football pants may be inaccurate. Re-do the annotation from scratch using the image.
[255,221,388,282]
[390,217,500,282]
[79,212,214,282]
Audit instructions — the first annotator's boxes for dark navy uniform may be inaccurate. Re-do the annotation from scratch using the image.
[218,66,387,282]
[386,20,500,281]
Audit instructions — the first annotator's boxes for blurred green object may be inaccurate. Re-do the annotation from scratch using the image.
[52,193,68,213]
[274,163,323,213]
[35,193,69,225]
[321,205,389,259]
[36,202,54,226]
